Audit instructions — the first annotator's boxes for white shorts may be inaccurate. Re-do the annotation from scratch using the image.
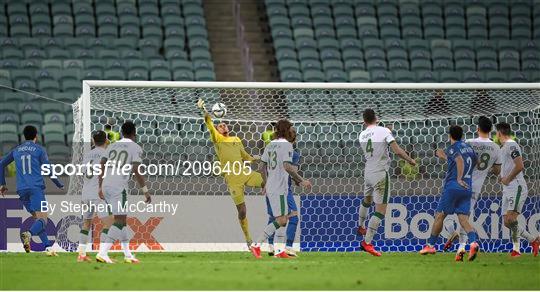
[81,198,110,220]
[266,193,288,217]
[364,171,390,204]
[103,186,128,216]
[502,183,528,214]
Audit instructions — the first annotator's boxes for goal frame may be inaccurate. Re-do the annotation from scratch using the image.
[73,81,539,252]
[78,81,540,144]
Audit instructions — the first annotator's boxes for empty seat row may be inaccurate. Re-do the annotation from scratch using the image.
[280,69,537,82]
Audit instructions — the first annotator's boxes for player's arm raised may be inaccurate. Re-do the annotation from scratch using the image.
[0,150,14,196]
[390,141,416,166]
[132,162,151,203]
[500,152,524,186]
[284,161,311,189]
[197,98,221,142]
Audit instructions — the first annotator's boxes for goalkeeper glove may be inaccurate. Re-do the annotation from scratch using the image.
[197,99,206,112]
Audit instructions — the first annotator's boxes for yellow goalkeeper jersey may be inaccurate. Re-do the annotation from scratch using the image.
[205,114,254,165]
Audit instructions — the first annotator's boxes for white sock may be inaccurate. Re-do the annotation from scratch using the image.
[518,224,536,242]
[513,240,521,252]
[444,220,456,237]
[98,229,114,257]
[121,241,132,258]
[358,200,370,228]
[274,225,286,252]
[365,212,383,244]
[257,221,279,244]
[458,226,468,247]
[120,225,133,258]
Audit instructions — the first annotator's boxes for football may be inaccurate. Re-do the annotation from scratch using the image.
[211,103,227,118]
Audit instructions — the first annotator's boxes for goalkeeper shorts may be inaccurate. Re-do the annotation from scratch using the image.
[224,171,263,205]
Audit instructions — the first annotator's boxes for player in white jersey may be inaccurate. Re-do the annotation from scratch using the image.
[77,131,113,262]
[496,122,539,257]
[96,121,152,264]
[357,109,416,256]
[249,119,311,259]
[441,117,501,260]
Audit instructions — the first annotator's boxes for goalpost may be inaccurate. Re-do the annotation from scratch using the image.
[68,81,540,252]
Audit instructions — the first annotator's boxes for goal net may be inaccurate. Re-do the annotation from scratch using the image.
[68,81,540,253]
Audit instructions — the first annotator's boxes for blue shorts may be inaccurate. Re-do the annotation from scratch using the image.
[436,187,472,215]
[266,191,297,217]
[17,188,46,214]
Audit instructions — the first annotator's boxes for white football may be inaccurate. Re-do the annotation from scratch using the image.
[212,103,227,118]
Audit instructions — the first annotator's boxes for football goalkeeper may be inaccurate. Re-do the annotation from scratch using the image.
[197,99,263,248]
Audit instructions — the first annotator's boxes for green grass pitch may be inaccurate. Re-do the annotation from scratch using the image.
[1,252,539,290]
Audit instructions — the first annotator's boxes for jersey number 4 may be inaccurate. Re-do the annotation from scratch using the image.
[366,139,374,157]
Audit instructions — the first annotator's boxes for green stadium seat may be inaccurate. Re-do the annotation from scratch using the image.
[276,48,297,60]
[8,3,27,15]
[355,4,376,17]
[326,70,348,82]
[104,68,127,80]
[61,80,82,92]
[484,71,507,82]
[171,59,192,71]
[323,60,344,71]
[43,124,65,135]
[45,135,66,146]
[10,24,31,37]
[439,71,461,82]
[183,4,204,16]
[278,60,301,71]
[433,59,453,71]
[301,60,322,71]
[194,69,216,81]
[21,112,43,125]
[0,124,18,135]
[38,80,61,93]
[82,69,104,80]
[150,69,172,81]
[416,71,436,82]
[388,59,409,70]
[366,59,387,71]
[387,48,407,61]
[303,70,325,82]
[370,70,391,82]
[280,70,302,82]
[411,59,431,70]
[298,49,319,61]
[522,60,540,72]
[128,69,149,80]
[393,70,415,82]
[172,69,194,81]
[478,60,497,71]
[336,27,357,38]
[455,59,475,71]
[274,38,295,50]
[462,71,482,82]
[507,71,528,82]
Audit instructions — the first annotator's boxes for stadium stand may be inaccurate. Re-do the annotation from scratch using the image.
[265,0,540,82]
[0,0,214,158]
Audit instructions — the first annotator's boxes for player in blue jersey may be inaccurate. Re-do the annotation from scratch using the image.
[420,125,480,261]
[266,127,300,257]
[0,125,64,255]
